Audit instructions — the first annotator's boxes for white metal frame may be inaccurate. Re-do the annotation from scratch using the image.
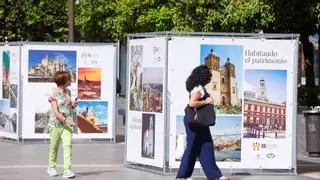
[0,41,119,143]
[125,32,300,176]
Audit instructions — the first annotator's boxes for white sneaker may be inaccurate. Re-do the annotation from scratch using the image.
[63,170,76,179]
[47,167,58,177]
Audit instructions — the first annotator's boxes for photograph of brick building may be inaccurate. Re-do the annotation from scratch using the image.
[243,70,287,139]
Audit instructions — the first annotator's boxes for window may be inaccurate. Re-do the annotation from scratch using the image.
[250,116,254,123]
[232,87,236,93]
[262,106,266,112]
[250,104,254,111]
[267,107,270,113]
[245,104,248,110]
[221,77,225,84]
[276,109,279,114]
[272,108,275,113]
[256,117,260,124]
[257,106,260,112]
[244,116,247,123]
[213,82,217,90]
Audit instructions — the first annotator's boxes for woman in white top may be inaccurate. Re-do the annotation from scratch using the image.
[176,65,229,180]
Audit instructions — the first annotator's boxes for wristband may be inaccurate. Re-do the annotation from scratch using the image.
[63,117,67,122]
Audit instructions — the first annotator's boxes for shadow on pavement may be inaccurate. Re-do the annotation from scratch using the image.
[76,170,119,177]
[298,160,320,174]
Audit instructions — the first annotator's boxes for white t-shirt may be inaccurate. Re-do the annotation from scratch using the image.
[190,85,205,98]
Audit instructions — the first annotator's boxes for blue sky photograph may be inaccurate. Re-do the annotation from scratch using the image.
[0,100,10,115]
[200,45,243,96]
[77,101,108,125]
[176,115,241,135]
[244,70,287,104]
[29,50,76,70]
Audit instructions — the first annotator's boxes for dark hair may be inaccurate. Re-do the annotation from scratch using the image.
[53,71,71,86]
[186,65,212,92]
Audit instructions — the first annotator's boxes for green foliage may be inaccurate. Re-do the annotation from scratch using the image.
[25,0,68,41]
[219,0,275,32]
[136,6,173,32]
[1,0,320,42]
[216,105,242,114]
[312,2,320,28]
[264,0,318,34]
[0,0,68,41]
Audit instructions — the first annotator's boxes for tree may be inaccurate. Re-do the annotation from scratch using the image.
[0,0,68,42]
[76,0,167,41]
[25,0,69,41]
[168,0,274,32]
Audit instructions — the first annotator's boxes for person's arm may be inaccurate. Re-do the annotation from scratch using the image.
[188,91,212,108]
[49,95,75,127]
[50,101,68,122]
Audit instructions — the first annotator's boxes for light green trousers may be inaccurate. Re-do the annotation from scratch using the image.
[48,126,73,171]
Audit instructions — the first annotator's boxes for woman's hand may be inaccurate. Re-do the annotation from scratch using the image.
[72,97,78,108]
[65,119,76,127]
[205,97,213,105]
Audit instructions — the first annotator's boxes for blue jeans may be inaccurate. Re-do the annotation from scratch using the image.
[176,116,222,179]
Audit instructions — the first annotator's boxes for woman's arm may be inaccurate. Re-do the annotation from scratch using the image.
[188,91,212,108]
[50,101,67,122]
[50,101,76,127]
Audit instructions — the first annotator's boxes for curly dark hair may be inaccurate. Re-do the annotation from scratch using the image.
[186,65,212,92]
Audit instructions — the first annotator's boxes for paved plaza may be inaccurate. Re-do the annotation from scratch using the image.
[0,98,319,179]
[0,140,319,180]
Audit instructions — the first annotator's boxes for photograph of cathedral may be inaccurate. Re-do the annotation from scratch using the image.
[141,113,155,159]
[130,45,143,111]
[175,115,242,162]
[200,45,243,114]
[28,50,76,82]
[2,51,10,99]
[142,67,163,113]
[243,70,287,139]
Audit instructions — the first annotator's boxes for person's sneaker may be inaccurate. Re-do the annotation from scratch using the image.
[47,168,58,177]
[63,170,76,179]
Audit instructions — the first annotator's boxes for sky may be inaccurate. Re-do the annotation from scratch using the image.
[78,68,101,81]
[309,33,319,45]
[176,115,241,135]
[244,69,287,103]
[200,44,243,97]
[77,101,108,125]
[0,100,10,115]
[29,50,76,69]
[143,67,163,84]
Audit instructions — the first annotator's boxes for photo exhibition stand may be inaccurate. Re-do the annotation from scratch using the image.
[125,32,299,176]
[0,42,119,143]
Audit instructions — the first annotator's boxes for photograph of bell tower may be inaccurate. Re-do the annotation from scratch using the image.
[200,44,243,114]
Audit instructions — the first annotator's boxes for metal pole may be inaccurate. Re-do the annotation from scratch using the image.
[68,0,75,42]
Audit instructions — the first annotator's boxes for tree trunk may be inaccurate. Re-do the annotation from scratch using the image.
[68,0,75,42]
